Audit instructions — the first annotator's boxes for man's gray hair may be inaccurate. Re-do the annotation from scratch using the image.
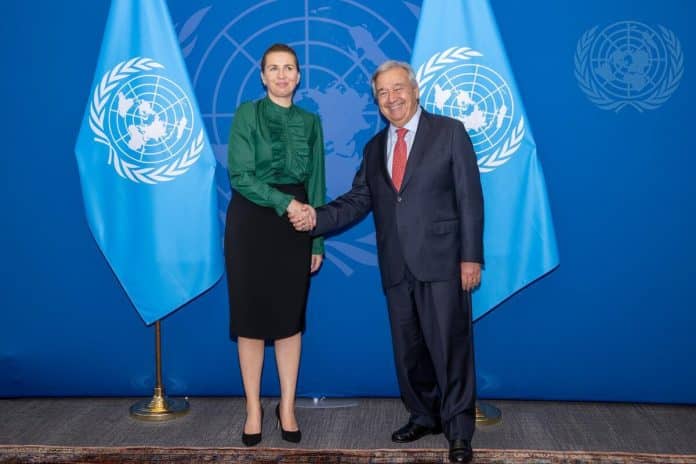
[371,60,419,97]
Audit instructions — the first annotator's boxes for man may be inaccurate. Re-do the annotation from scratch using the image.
[291,60,483,463]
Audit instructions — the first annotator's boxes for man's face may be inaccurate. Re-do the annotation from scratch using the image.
[374,67,420,127]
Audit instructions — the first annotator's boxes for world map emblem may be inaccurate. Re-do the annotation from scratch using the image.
[574,21,684,112]
[186,1,416,274]
[416,47,525,173]
[89,57,204,184]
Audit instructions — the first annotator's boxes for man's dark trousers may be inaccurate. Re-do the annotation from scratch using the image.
[386,266,476,440]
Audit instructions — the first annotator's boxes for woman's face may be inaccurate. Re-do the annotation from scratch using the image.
[261,51,300,104]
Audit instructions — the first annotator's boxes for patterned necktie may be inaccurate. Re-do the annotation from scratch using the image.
[392,128,408,190]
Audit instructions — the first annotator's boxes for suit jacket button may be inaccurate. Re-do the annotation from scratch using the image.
[397,196,402,202]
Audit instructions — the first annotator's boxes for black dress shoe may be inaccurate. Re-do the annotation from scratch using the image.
[275,403,302,443]
[448,439,473,463]
[241,407,264,446]
[391,421,442,443]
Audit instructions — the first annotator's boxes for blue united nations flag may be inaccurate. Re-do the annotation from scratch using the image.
[412,0,559,320]
[75,0,223,324]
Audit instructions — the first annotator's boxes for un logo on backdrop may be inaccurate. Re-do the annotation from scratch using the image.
[89,57,204,184]
[416,47,524,173]
[575,21,683,112]
[185,2,415,274]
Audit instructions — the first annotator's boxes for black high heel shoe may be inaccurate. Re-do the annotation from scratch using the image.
[241,407,264,446]
[275,403,301,443]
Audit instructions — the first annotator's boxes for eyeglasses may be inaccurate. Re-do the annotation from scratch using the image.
[376,85,407,100]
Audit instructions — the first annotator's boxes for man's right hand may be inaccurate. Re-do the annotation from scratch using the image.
[288,201,316,231]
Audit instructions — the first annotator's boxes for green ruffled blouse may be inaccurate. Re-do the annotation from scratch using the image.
[227,97,326,254]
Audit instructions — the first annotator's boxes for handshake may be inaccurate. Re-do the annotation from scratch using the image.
[287,199,316,232]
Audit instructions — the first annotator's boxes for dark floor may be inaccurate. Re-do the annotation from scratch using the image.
[1,398,695,454]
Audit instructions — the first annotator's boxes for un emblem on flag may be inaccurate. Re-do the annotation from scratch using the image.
[416,47,525,173]
[575,21,683,112]
[88,57,205,184]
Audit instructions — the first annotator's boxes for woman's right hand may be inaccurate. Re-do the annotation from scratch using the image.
[287,200,315,231]
[286,199,303,217]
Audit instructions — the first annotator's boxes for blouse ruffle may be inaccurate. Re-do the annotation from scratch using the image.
[258,98,310,177]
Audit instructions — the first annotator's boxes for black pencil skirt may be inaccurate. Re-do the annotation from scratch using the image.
[224,184,312,340]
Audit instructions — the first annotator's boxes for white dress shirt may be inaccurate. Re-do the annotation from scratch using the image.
[386,106,422,177]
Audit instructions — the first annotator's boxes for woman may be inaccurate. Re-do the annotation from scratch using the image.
[224,43,325,446]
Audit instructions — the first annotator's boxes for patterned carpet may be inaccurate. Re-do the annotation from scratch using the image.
[2,446,696,464]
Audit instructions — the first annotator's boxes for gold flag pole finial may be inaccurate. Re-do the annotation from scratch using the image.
[130,321,189,421]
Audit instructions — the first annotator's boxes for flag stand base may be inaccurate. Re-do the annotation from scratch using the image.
[475,401,502,425]
[130,322,189,421]
[130,387,189,421]
[296,397,359,409]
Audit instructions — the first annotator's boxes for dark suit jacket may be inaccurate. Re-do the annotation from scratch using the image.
[314,109,483,288]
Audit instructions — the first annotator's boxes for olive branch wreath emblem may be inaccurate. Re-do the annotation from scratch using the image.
[574,25,684,112]
[416,47,525,173]
[88,57,204,184]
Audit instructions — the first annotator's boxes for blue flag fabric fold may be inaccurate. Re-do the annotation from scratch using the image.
[411,0,559,320]
[75,0,223,324]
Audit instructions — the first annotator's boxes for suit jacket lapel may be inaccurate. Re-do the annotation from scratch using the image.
[376,128,393,190]
[399,110,429,192]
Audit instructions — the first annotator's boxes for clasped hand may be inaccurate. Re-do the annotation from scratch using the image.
[287,200,321,272]
[287,199,316,232]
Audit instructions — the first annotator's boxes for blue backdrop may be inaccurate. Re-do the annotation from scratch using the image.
[2,0,695,403]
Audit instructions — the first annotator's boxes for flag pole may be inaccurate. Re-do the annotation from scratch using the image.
[470,290,501,426]
[130,321,189,421]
